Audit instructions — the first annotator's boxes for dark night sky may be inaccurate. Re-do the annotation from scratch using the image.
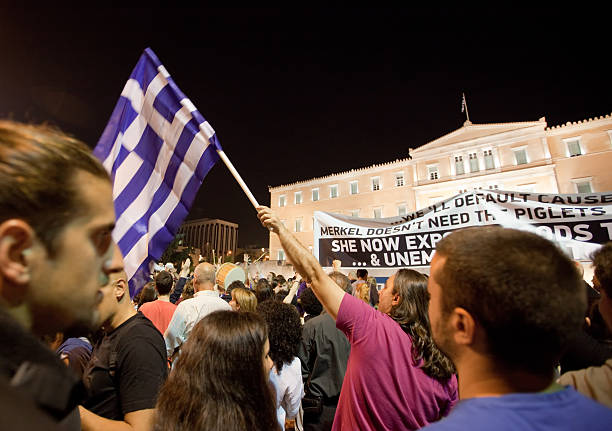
[1,7,609,246]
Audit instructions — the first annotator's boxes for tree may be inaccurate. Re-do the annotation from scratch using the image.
[160,234,193,266]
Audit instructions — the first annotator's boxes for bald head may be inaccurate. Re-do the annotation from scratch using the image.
[194,263,216,291]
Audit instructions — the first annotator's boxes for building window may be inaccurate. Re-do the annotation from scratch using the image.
[278,250,285,261]
[428,165,439,180]
[350,181,359,195]
[575,180,593,193]
[330,185,338,198]
[371,177,381,191]
[295,218,302,232]
[294,191,302,205]
[566,138,582,157]
[484,149,495,170]
[397,204,407,216]
[469,153,479,172]
[278,195,286,207]
[513,148,528,165]
[312,188,319,201]
[350,209,360,217]
[395,173,405,187]
[373,207,382,218]
[454,156,465,175]
[281,219,287,227]
[312,217,315,230]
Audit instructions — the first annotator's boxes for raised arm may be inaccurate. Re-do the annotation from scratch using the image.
[257,206,345,319]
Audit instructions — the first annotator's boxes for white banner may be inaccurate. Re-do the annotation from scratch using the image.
[314,190,612,274]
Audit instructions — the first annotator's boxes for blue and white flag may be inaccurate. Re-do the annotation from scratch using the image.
[94,48,221,295]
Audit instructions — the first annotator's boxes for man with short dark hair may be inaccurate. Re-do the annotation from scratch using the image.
[423,227,612,430]
[80,269,168,431]
[0,120,123,428]
[139,270,178,335]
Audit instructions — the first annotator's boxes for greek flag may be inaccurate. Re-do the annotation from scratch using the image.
[94,48,221,295]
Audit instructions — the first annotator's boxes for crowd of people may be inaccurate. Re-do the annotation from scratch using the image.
[1,119,612,431]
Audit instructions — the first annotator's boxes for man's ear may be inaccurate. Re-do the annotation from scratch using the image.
[449,307,476,346]
[0,220,36,298]
[114,278,129,302]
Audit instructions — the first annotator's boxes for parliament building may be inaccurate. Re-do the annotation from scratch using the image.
[268,113,612,263]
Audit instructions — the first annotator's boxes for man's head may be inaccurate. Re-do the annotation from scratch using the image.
[0,120,122,336]
[428,226,585,376]
[97,269,133,329]
[356,269,368,280]
[193,262,216,292]
[328,271,352,293]
[592,242,612,333]
[155,270,174,296]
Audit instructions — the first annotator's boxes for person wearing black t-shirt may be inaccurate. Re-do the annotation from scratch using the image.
[81,270,168,431]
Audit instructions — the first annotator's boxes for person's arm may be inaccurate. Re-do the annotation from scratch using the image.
[164,307,186,358]
[257,206,345,319]
[79,406,154,431]
[283,280,300,304]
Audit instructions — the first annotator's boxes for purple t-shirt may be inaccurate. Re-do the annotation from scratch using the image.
[334,293,458,431]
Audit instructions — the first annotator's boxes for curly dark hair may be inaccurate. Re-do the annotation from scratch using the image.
[390,269,455,381]
[256,301,302,373]
[593,242,612,298]
[299,288,322,317]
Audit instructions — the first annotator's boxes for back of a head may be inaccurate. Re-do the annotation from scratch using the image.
[194,263,216,290]
[255,278,273,303]
[435,226,585,375]
[356,269,368,279]
[593,242,612,299]
[154,311,277,431]
[328,271,352,293]
[233,287,258,313]
[256,301,302,373]
[155,271,174,296]
[0,120,109,251]
[138,282,158,308]
[299,288,323,317]
[227,280,245,296]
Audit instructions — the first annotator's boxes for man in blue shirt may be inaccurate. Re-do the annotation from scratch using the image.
[424,227,612,431]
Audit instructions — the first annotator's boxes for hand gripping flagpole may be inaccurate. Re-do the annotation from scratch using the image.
[216,150,260,209]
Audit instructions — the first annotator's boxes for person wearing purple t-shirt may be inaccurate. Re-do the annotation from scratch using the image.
[257,206,458,431]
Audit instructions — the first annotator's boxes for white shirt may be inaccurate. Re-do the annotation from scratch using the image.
[269,356,304,428]
[164,290,231,357]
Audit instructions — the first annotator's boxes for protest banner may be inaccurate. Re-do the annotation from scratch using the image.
[314,190,612,277]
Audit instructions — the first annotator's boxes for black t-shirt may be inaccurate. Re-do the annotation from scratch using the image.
[82,313,168,420]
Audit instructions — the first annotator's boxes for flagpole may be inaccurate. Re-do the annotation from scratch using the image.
[216,150,260,209]
[462,92,471,123]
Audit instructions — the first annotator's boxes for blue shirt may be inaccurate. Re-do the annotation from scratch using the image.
[423,387,612,431]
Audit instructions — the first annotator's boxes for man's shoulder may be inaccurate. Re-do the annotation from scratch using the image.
[424,389,612,431]
[116,314,164,344]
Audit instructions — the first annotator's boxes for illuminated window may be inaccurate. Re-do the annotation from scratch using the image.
[350,181,359,195]
[454,156,465,175]
[295,218,302,232]
[428,165,439,180]
[312,188,319,201]
[372,177,381,191]
[294,191,302,204]
[395,173,405,187]
[278,195,286,207]
[469,153,479,172]
[374,207,382,218]
[484,149,495,169]
[330,185,338,198]
[514,148,528,165]
[566,138,582,157]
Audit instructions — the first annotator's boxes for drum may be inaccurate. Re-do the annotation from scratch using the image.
[215,262,246,290]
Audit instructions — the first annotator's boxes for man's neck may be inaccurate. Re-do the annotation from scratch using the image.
[158,294,170,302]
[109,303,137,331]
[456,356,554,399]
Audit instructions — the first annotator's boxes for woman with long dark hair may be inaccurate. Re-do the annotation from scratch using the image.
[390,269,456,381]
[153,310,278,431]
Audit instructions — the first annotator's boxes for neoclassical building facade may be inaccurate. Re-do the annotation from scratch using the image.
[268,113,612,263]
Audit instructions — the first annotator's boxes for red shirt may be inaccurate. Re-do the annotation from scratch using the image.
[139,300,177,335]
